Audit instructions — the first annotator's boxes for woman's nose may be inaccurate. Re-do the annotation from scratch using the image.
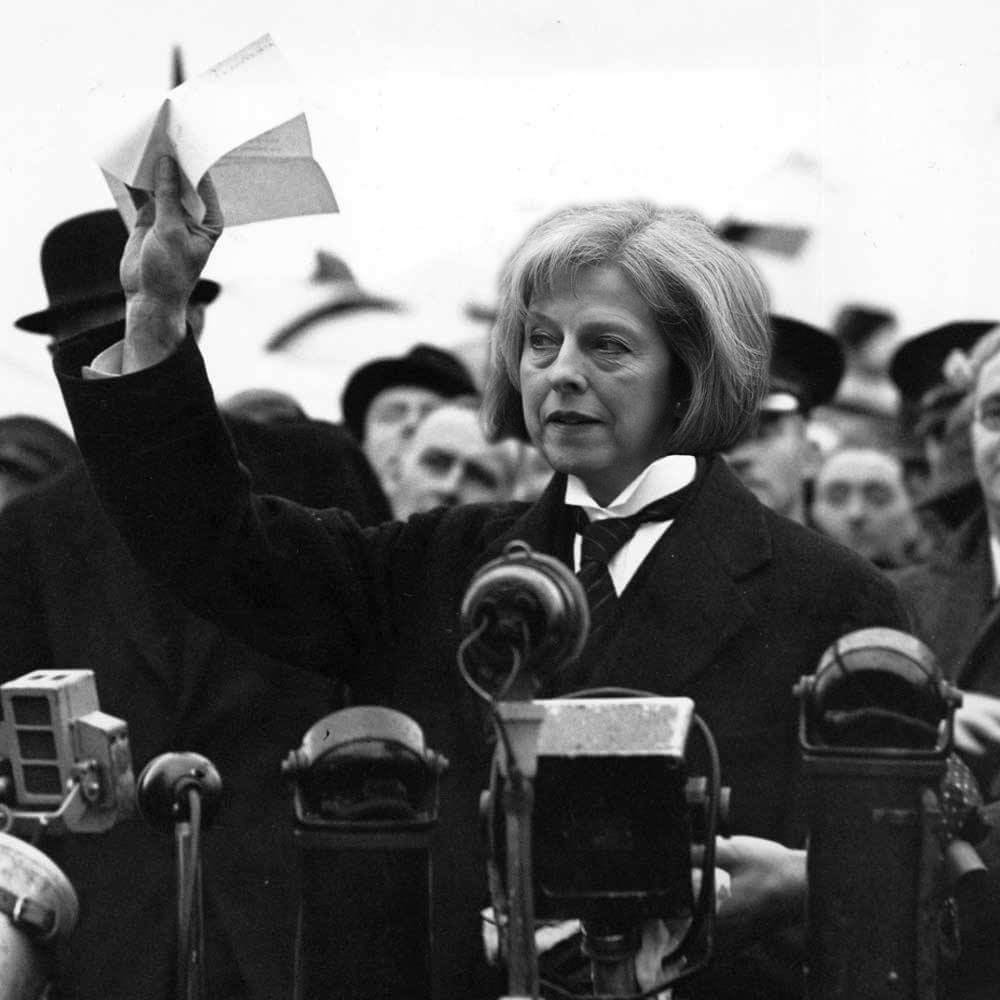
[546,341,586,392]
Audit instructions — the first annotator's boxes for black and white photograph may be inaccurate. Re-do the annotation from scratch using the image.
[0,3,998,998]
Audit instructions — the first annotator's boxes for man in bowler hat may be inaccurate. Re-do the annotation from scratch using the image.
[1,208,390,1000]
[340,342,478,494]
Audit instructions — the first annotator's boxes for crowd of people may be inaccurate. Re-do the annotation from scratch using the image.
[0,156,997,1000]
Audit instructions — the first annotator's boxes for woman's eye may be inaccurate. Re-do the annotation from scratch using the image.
[527,330,556,349]
[595,337,628,355]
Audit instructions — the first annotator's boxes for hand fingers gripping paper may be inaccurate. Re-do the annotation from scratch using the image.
[89,34,338,229]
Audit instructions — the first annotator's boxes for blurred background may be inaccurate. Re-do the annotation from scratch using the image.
[6,0,1000,426]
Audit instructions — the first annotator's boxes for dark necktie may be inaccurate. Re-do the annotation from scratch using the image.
[575,482,696,634]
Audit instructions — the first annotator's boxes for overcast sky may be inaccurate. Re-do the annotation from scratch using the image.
[5,1,1000,425]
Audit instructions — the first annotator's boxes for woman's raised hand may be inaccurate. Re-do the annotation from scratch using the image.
[120,156,224,372]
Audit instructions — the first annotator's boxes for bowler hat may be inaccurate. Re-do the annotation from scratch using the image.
[264,252,402,352]
[341,344,477,441]
[15,210,220,337]
[765,315,844,414]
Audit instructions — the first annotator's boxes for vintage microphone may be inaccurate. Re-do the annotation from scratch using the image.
[0,833,79,1000]
[460,541,590,1000]
[137,752,222,1000]
[461,542,722,1000]
[0,669,136,1000]
[0,669,135,838]
[282,707,446,1000]
[460,540,590,700]
[794,628,961,1000]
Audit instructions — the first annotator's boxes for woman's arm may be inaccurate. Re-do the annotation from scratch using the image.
[52,157,408,683]
[120,156,223,372]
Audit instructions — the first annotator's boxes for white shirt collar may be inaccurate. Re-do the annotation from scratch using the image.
[563,454,698,520]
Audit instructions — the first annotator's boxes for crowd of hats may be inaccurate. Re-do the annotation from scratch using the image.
[6,208,485,493]
[765,305,999,456]
[8,207,999,509]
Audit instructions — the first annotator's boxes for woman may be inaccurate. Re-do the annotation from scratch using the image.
[56,158,906,999]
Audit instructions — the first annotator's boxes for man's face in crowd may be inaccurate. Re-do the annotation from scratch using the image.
[724,409,814,519]
[810,448,918,565]
[972,353,1000,515]
[362,385,444,483]
[389,405,514,518]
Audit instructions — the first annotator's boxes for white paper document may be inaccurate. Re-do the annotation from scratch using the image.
[89,34,338,228]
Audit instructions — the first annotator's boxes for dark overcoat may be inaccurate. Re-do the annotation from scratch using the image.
[893,510,998,693]
[54,333,907,999]
[893,510,1000,795]
[0,404,389,1000]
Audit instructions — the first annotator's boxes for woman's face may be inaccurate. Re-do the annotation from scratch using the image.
[519,264,675,505]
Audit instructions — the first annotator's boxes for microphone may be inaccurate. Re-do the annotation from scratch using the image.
[0,832,80,1000]
[795,627,961,1000]
[800,627,955,750]
[136,752,223,829]
[0,669,134,836]
[136,753,223,1000]
[283,708,447,1000]
[460,540,589,698]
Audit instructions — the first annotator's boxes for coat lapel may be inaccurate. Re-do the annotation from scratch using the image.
[954,518,1000,688]
[480,473,572,565]
[587,457,770,692]
[476,459,772,694]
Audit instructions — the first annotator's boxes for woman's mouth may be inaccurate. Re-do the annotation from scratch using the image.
[546,410,599,426]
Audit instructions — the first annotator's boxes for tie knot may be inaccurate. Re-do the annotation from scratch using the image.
[578,515,639,567]
[575,488,693,567]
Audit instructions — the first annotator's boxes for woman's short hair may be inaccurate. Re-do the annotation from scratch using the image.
[482,200,772,454]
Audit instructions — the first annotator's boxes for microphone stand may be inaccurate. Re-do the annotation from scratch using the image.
[174,791,205,1000]
[136,753,222,1000]
[495,701,547,1000]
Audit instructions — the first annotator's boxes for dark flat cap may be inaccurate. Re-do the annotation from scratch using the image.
[765,315,845,414]
[889,321,998,407]
[15,210,219,337]
[341,344,477,441]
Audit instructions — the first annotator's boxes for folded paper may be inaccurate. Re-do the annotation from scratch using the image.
[89,34,338,228]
